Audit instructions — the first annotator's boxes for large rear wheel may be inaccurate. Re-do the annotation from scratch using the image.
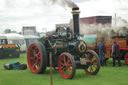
[84,50,100,75]
[27,42,47,74]
[58,53,76,79]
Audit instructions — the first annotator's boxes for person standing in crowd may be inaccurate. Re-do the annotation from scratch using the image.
[98,38,106,66]
[111,40,121,66]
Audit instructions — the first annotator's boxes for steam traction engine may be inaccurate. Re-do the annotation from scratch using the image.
[27,7,100,79]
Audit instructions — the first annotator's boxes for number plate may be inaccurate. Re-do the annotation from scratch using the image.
[80,58,86,65]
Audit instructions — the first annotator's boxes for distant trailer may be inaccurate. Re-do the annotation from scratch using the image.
[5,33,27,53]
[24,35,40,48]
[22,26,38,36]
[0,34,20,58]
[79,16,112,24]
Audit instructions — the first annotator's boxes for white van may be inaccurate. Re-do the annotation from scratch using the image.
[5,33,27,53]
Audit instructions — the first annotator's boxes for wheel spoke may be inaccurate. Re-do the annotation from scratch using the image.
[87,53,90,58]
[90,58,97,64]
[37,62,40,68]
[69,67,72,71]
[61,62,65,66]
[90,56,93,60]
[30,57,34,60]
[92,57,96,61]
[64,56,66,64]
[37,52,40,57]
[93,65,96,70]
[89,66,91,72]
[67,59,72,67]
[92,64,96,69]
[37,59,41,64]
[88,53,93,60]
[65,68,68,76]
[32,63,36,69]
[65,66,72,76]
[61,62,65,72]
[90,66,92,72]
[67,58,71,64]
[91,67,94,71]
[62,67,66,71]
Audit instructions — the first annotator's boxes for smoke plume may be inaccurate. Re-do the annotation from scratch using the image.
[80,22,128,40]
[80,23,112,40]
[45,0,78,8]
[4,0,78,9]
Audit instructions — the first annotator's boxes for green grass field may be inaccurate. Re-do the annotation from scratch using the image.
[0,53,128,85]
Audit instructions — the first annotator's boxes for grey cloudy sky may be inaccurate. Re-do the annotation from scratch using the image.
[0,0,128,33]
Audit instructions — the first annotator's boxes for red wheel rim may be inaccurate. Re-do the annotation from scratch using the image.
[27,43,42,73]
[85,52,98,74]
[125,53,128,64]
[58,54,73,79]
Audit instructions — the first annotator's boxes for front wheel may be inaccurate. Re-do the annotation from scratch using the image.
[84,50,100,75]
[58,52,76,79]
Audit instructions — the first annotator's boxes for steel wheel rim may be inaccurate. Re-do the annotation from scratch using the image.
[58,54,73,79]
[27,43,42,73]
[125,53,128,64]
[85,52,98,74]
